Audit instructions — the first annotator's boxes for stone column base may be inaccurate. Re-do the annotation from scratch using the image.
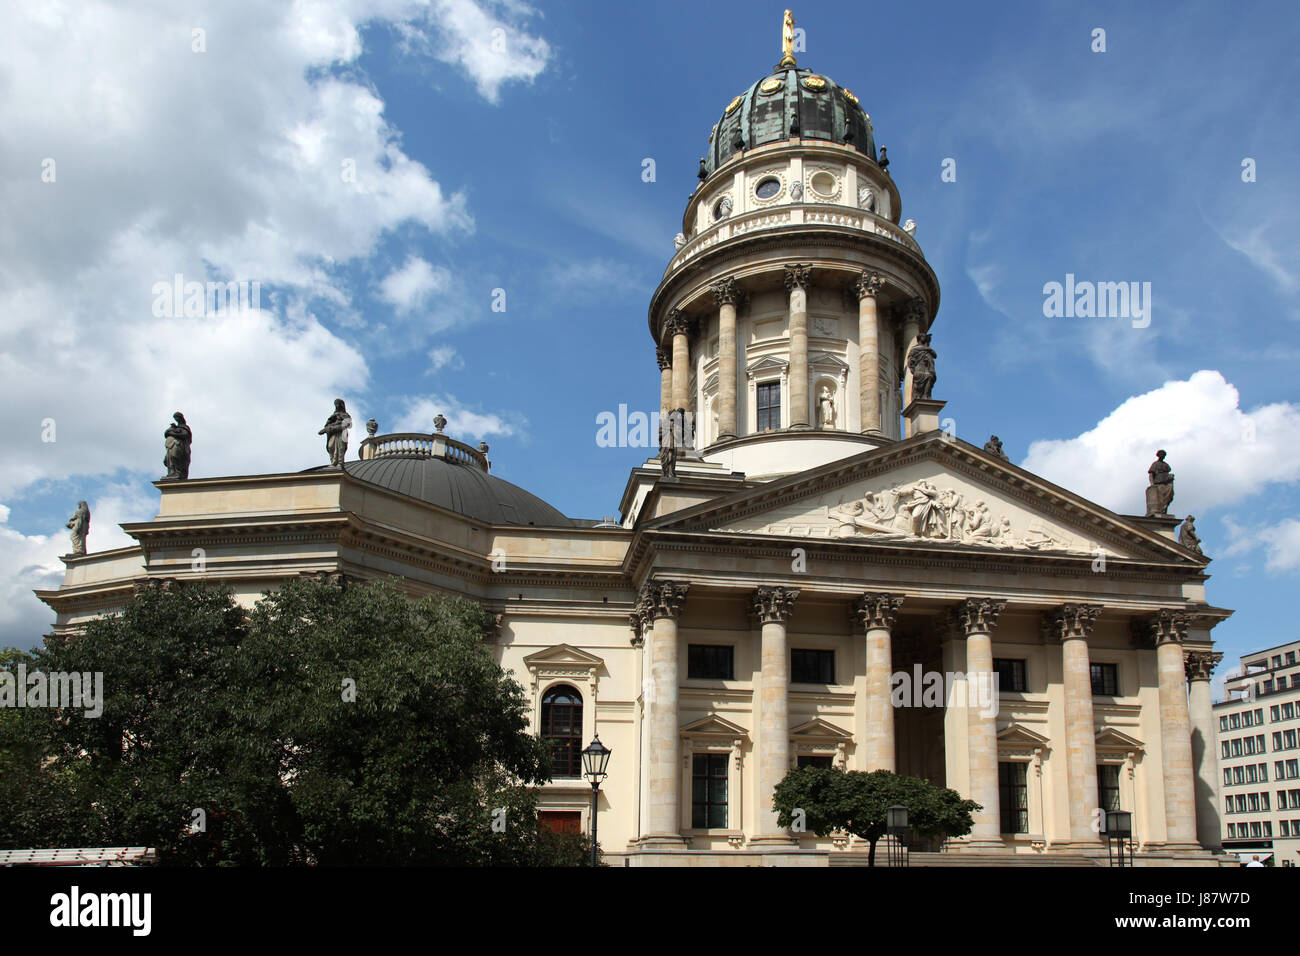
[747,834,798,848]
[633,834,689,850]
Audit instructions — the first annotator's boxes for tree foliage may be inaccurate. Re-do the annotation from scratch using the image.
[773,766,980,866]
[0,579,592,865]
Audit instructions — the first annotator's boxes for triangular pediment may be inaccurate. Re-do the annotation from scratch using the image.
[998,722,1051,747]
[746,355,788,375]
[648,435,1198,564]
[680,714,749,738]
[1095,727,1144,752]
[523,644,605,669]
[790,717,853,740]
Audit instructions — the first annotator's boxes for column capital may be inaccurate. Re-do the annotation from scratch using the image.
[903,296,926,324]
[783,263,814,291]
[1136,608,1190,647]
[1042,603,1102,642]
[710,276,742,306]
[853,270,886,300]
[656,347,671,371]
[666,309,693,338]
[1185,649,1223,683]
[752,586,800,624]
[951,598,1007,637]
[854,592,904,630]
[642,580,689,621]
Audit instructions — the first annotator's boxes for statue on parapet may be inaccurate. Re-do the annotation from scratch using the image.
[163,412,192,480]
[1145,450,1175,517]
[319,399,353,467]
[1179,515,1203,554]
[907,332,937,400]
[66,500,90,555]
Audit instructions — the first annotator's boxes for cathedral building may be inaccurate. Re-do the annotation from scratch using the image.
[39,16,1232,866]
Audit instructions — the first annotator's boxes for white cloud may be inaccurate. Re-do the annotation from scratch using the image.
[0,1,555,499]
[379,256,451,314]
[392,394,522,443]
[1221,517,1300,574]
[1022,371,1300,516]
[426,345,463,371]
[419,0,552,103]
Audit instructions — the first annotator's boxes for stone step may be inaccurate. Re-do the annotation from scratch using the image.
[828,850,1103,867]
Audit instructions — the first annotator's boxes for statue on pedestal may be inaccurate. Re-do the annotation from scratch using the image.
[163,412,192,480]
[983,435,1008,460]
[66,500,90,555]
[1145,449,1175,517]
[1179,515,1203,554]
[907,333,937,400]
[319,399,353,467]
[818,387,835,428]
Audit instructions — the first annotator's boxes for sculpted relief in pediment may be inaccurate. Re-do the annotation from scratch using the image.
[716,470,1107,556]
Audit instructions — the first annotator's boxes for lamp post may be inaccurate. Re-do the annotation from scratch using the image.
[1103,809,1133,867]
[886,804,910,868]
[581,735,612,867]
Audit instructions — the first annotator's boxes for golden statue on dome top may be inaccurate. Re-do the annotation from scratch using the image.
[780,10,798,68]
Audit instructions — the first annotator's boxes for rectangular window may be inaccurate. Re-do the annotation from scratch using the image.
[999,762,1028,834]
[1224,768,1232,786]
[1282,821,1291,837]
[688,644,734,681]
[1285,703,1296,720]
[1287,730,1297,749]
[1221,715,1230,732]
[1228,823,1237,838]
[1275,732,1284,750]
[691,753,729,829]
[1222,741,1231,759]
[1288,652,1297,665]
[1272,706,1281,722]
[1235,766,1245,784]
[1257,708,1264,724]
[1231,713,1241,729]
[1262,793,1270,811]
[1288,759,1299,778]
[1248,793,1259,812]
[1251,822,1262,837]
[993,658,1027,692]
[756,381,781,432]
[1232,739,1242,756]
[1090,663,1118,696]
[797,755,834,770]
[1244,711,1254,727]
[1097,764,1121,812]
[791,648,835,684]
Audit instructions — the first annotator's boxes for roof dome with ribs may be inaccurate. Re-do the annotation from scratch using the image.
[702,66,877,179]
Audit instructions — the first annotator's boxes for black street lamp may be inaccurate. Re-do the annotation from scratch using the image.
[581,735,612,867]
[1103,809,1133,867]
[886,804,910,868]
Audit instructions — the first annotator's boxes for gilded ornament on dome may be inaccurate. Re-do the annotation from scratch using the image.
[759,77,782,94]
[725,95,742,114]
[709,123,717,142]
[843,88,859,104]
[803,75,826,90]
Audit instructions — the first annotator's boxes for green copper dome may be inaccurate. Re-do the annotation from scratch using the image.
[701,67,877,180]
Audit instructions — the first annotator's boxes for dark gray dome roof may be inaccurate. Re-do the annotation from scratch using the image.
[703,67,877,179]
[339,455,575,527]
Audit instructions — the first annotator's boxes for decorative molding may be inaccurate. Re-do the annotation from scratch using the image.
[951,598,1006,637]
[854,592,903,630]
[853,270,885,300]
[1184,648,1223,682]
[1137,608,1190,647]
[751,585,800,624]
[656,348,671,371]
[642,579,689,621]
[1042,603,1103,642]
[710,276,741,306]
[783,263,813,291]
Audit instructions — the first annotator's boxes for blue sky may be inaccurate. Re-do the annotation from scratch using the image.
[1,0,1298,686]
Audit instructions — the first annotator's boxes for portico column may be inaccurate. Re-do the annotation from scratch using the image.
[751,586,799,844]
[954,598,1007,848]
[1186,649,1224,850]
[900,297,924,427]
[640,580,689,847]
[1045,604,1103,846]
[1145,610,1199,849]
[784,264,812,428]
[855,592,904,771]
[854,271,885,435]
[656,347,672,427]
[667,310,692,415]
[711,278,740,440]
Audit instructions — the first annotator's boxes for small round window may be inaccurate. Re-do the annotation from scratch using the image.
[755,177,781,200]
[810,171,837,198]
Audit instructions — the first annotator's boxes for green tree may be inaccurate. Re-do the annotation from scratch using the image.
[0,578,589,865]
[773,766,980,866]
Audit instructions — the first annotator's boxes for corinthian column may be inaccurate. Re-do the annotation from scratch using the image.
[855,592,904,771]
[751,586,799,845]
[1185,648,1224,850]
[954,598,1007,847]
[640,580,689,848]
[657,347,672,427]
[1045,603,1103,846]
[854,271,885,435]
[1143,610,1198,849]
[711,278,740,441]
[667,310,692,415]
[784,264,813,429]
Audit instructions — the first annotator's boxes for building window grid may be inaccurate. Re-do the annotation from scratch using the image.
[691,753,729,830]
[998,762,1029,834]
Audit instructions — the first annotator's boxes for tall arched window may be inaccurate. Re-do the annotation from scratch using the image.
[541,685,583,778]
